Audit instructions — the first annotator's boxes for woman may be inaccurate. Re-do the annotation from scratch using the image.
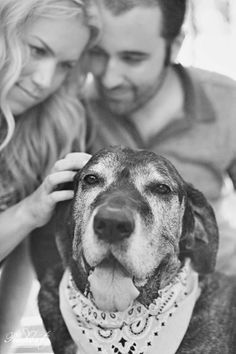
[0,0,97,351]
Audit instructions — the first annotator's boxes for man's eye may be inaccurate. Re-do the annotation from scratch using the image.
[121,54,146,65]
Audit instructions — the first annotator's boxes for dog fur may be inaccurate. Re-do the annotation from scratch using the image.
[38,146,236,354]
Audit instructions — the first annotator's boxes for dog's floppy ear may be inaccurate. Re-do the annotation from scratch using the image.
[54,173,90,293]
[179,183,219,274]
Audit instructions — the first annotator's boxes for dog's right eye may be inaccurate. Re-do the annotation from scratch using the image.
[83,174,99,185]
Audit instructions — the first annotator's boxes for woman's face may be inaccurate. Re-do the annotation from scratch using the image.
[8,14,89,115]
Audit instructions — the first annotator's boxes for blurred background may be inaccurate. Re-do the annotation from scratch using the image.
[178,0,236,79]
[11,0,236,353]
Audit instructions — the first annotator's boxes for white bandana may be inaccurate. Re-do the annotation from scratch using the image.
[59,259,200,354]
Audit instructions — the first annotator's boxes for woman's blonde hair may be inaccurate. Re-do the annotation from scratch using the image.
[0,0,98,202]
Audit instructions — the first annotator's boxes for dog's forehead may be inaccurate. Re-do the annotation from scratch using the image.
[82,148,183,187]
[82,152,119,180]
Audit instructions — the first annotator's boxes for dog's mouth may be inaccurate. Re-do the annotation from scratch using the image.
[87,256,140,312]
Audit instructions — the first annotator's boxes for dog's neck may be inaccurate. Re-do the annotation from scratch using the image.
[59,259,201,354]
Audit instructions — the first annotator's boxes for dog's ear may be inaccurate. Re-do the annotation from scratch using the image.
[179,183,219,274]
[54,176,90,293]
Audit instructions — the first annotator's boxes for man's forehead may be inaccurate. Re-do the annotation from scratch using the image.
[98,5,164,47]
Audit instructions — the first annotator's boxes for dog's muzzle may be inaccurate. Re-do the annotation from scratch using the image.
[93,206,134,242]
[86,195,140,312]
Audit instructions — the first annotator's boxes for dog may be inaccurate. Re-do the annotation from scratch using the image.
[38,146,236,354]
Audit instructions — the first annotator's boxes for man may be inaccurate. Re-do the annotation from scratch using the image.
[84,0,236,275]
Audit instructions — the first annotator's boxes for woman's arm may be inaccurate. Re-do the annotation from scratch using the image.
[0,152,91,261]
[0,240,34,354]
[0,197,40,261]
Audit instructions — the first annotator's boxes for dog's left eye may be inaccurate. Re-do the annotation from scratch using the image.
[149,183,172,195]
[83,174,99,185]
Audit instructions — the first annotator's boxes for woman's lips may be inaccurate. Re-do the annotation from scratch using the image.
[16,83,40,100]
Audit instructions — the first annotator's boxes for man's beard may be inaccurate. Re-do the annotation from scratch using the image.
[97,68,168,116]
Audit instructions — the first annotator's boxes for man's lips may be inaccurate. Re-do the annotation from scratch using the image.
[100,87,132,101]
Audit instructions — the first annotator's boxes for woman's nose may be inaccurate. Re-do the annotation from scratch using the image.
[31,59,56,89]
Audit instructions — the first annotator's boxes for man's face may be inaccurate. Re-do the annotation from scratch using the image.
[88,5,168,115]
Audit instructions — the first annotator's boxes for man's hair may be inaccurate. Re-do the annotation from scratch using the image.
[100,0,186,41]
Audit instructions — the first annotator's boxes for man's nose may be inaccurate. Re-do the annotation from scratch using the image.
[32,59,56,89]
[101,58,123,89]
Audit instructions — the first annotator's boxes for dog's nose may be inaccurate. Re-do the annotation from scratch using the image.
[93,207,134,242]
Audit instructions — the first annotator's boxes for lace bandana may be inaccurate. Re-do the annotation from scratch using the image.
[59,259,200,354]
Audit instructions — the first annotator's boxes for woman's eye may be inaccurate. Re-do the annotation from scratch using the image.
[29,45,46,57]
[60,61,76,71]
[83,174,99,185]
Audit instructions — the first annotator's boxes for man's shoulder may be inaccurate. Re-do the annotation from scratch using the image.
[177,65,236,143]
[185,66,236,96]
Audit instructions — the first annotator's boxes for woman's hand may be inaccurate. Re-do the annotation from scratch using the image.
[24,152,91,228]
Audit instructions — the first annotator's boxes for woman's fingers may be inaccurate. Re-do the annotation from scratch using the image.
[65,152,91,163]
[53,152,91,172]
[30,153,92,226]
[44,171,76,192]
[49,189,74,203]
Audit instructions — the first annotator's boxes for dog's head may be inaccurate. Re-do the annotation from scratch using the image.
[56,146,218,311]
